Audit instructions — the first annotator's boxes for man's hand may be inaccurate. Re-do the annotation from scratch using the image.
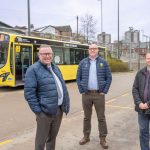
[139,102,149,109]
[144,103,149,109]
[100,92,105,95]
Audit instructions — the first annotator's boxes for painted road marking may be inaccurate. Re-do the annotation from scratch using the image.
[0,139,13,146]
[0,91,132,147]
[121,93,129,97]
[106,92,129,104]
[106,104,133,110]
[106,98,117,104]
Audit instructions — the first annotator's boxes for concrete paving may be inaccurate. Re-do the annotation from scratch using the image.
[0,72,141,150]
[0,93,140,150]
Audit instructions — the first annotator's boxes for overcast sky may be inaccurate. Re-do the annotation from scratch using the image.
[0,0,149,41]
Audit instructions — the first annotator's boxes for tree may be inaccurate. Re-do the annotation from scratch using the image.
[79,14,97,43]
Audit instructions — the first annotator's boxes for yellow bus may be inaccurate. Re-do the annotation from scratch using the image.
[0,32,107,87]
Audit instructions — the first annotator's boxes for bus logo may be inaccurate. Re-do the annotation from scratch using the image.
[0,72,10,82]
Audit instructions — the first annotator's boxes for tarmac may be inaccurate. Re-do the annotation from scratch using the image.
[0,72,140,150]
[0,92,140,150]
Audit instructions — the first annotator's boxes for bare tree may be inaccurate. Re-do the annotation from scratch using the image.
[79,14,97,43]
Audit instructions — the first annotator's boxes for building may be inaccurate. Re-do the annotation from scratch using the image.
[0,21,73,42]
[0,21,13,28]
[33,25,72,41]
[97,32,111,45]
[124,28,140,44]
[32,25,56,39]
[0,21,25,34]
[54,25,72,37]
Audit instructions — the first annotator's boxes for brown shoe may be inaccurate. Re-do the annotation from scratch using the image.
[100,137,108,149]
[79,137,90,145]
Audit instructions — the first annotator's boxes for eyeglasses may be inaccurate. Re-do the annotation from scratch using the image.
[39,53,53,56]
[89,48,98,51]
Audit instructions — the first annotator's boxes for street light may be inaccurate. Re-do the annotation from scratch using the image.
[129,27,137,70]
[143,35,150,53]
[97,0,103,33]
[117,0,120,59]
[27,0,31,35]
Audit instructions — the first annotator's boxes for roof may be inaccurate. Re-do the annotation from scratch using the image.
[33,25,72,33]
[15,26,28,29]
[53,25,72,32]
[33,25,54,32]
[0,21,13,28]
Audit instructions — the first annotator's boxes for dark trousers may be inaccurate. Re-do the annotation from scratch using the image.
[35,107,63,150]
[82,92,107,138]
[138,112,150,150]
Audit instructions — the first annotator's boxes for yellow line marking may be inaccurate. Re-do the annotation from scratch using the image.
[122,93,129,97]
[106,98,117,104]
[106,105,134,110]
[0,91,132,147]
[0,139,13,146]
[106,92,130,104]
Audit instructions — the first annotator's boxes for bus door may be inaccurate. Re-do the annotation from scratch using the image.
[14,44,32,84]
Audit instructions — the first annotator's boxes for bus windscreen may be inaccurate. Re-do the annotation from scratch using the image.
[0,43,9,68]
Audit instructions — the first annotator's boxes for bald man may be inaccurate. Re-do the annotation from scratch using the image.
[24,44,70,150]
[76,44,112,149]
[132,53,150,150]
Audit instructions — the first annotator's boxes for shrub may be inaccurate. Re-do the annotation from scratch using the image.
[107,58,129,72]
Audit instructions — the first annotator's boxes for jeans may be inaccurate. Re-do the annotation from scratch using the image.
[138,112,150,150]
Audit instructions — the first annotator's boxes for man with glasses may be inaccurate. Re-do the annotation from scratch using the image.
[24,44,70,150]
[76,44,112,149]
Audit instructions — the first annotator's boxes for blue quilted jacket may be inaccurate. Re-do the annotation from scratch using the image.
[76,57,112,94]
[24,61,70,115]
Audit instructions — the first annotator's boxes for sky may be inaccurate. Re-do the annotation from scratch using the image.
[0,0,150,41]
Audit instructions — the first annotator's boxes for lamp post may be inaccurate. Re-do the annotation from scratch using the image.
[27,0,31,36]
[143,35,150,53]
[117,0,120,59]
[77,16,79,41]
[98,0,103,33]
[137,30,141,71]
[149,37,150,53]
[129,27,134,70]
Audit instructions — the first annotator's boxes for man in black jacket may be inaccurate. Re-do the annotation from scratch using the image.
[132,53,150,150]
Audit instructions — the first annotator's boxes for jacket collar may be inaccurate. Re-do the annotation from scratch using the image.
[38,60,54,69]
[88,56,99,62]
[141,66,147,75]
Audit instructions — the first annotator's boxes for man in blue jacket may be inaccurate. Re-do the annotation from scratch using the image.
[76,44,112,149]
[24,44,70,150]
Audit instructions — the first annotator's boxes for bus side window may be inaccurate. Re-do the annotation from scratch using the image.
[75,49,84,64]
[34,50,39,62]
[70,49,75,64]
[52,47,63,64]
[64,48,70,64]
[33,46,39,63]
